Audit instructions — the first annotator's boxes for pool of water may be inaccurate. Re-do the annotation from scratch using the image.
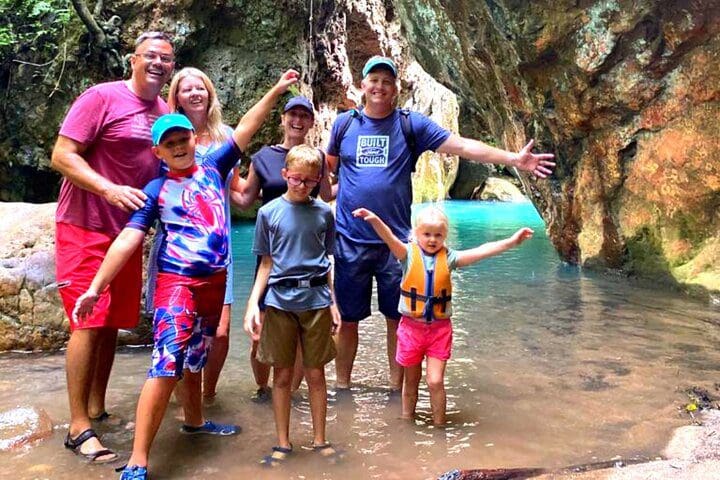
[2,200,719,479]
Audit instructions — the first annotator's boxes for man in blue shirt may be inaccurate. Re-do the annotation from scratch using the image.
[326,56,555,391]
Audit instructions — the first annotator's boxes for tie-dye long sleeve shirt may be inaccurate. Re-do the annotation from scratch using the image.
[127,139,241,277]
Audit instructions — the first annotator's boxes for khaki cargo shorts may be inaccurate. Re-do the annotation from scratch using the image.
[257,306,336,368]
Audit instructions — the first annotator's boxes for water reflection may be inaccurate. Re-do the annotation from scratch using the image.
[1,201,719,479]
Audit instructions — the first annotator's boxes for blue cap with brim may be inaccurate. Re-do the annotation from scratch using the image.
[283,96,315,116]
[151,113,194,146]
[362,56,398,78]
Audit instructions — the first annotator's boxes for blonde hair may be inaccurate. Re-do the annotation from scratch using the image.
[168,68,227,145]
[413,205,449,232]
[285,144,323,173]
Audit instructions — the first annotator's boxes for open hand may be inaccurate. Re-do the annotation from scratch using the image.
[352,208,377,222]
[275,69,300,93]
[72,290,100,326]
[515,139,555,178]
[511,227,534,246]
[243,305,262,341]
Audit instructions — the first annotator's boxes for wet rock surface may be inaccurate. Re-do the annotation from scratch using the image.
[0,406,53,451]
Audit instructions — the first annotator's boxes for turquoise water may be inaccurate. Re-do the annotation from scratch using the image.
[2,200,720,480]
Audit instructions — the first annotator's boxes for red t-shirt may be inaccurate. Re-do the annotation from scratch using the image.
[56,81,169,236]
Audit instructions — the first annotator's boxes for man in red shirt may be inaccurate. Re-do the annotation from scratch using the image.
[50,31,174,463]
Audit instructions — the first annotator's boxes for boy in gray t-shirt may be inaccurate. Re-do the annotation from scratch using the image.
[244,145,342,464]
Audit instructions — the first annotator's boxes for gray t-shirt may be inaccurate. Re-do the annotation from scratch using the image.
[252,196,335,312]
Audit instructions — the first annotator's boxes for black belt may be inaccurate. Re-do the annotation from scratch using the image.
[272,275,328,288]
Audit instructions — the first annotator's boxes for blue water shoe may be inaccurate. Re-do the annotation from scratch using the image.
[117,465,148,480]
[180,420,240,436]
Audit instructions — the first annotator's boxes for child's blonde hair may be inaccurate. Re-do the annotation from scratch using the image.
[413,205,449,232]
[285,144,323,174]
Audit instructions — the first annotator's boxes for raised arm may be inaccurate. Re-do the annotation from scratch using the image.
[244,255,272,341]
[51,135,147,211]
[232,69,300,151]
[436,135,555,179]
[230,164,262,209]
[456,227,533,268]
[352,208,408,261]
[72,228,146,323]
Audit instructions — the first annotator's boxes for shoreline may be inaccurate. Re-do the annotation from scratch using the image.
[445,409,720,480]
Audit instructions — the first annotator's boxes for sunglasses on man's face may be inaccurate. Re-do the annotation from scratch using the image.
[135,51,175,64]
[286,175,320,188]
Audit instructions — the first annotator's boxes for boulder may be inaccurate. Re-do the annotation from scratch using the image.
[449,161,492,199]
[0,203,67,351]
[479,177,527,203]
[0,202,153,351]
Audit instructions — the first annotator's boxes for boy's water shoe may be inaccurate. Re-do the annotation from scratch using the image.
[180,420,240,436]
[311,442,345,464]
[250,386,272,404]
[260,445,293,467]
[117,465,148,480]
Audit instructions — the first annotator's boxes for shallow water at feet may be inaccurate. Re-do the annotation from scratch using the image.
[1,200,719,480]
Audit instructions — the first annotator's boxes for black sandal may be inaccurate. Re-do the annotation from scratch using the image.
[64,428,118,464]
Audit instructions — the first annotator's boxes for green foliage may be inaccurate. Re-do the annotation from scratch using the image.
[0,0,72,61]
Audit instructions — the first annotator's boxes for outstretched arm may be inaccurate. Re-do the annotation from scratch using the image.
[456,227,533,268]
[244,255,272,341]
[437,135,555,179]
[230,164,262,209]
[73,228,146,324]
[352,208,408,261]
[51,136,147,211]
[232,69,300,151]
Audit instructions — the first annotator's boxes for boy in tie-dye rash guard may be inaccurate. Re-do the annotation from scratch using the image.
[72,69,300,480]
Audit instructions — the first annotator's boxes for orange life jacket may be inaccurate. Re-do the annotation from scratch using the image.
[399,243,452,322]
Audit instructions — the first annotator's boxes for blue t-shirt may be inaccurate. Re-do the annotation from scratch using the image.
[327,109,450,243]
[251,145,322,205]
[252,196,335,312]
[128,139,241,277]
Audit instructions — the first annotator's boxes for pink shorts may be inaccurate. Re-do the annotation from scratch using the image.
[56,222,142,331]
[395,316,453,367]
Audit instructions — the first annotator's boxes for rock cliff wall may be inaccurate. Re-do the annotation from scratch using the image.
[396,0,720,293]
